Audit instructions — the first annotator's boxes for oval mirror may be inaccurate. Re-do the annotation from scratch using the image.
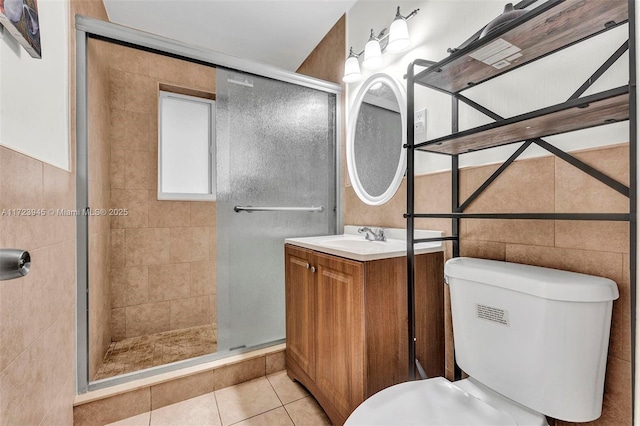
[347,73,407,206]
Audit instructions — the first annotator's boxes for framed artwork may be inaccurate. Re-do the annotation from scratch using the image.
[0,0,41,58]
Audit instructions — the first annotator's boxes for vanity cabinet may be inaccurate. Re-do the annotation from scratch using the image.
[285,243,444,425]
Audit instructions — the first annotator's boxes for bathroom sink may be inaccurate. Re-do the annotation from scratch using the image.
[315,237,406,254]
[285,226,444,261]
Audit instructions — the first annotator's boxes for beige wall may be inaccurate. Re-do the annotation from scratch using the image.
[344,143,632,425]
[297,15,345,85]
[0,0,110,423]
[106,45,218,342]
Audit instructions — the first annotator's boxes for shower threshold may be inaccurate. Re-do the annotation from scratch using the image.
[94,324,217,380]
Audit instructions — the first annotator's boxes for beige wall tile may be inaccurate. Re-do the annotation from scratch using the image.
[296,15,345,84]
[110,69,126,110]
[505,244,623,284]
[110,111,150,152]
[111,229,127,268]
[170,296,211,330]
[111,266,149,308]
[109,44,150,75]
[0,147,43,210]
[191,201,216,227]
[191,261,215,296]
[150,370,215,410]
[0,279,24,371]
[555,146,629,214]
[415,171,451,213]
[74,388,151,426]
[148,54,216,92]
[110,108,127,149]
[125,73,157,114]
[125,150,157,190]
[148,112,159,154]
[170,227,210,263]
[463,219,555,246]
[555,221,629,254]
[40,375,75,426]
[44,162,75,212]
[125,228,171,266]
[111,189,149,229]
[148,197,191,228]
[111,307,126,341]
[111,149,125,189]
[214,357,266,390]
[22,242,75,347]
[148,263,191,302]
[343,184,405,229]
[266,351,286,375]
[44,164,76,242]
[43,308,75,404]
[0,337,47,425]
[459,240,506,260]
[462,156,555,213]
[126,302,172,338]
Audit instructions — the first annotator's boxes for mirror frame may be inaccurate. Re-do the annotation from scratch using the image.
[347,73,407,206]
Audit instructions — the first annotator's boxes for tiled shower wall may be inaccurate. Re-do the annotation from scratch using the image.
[105,45,218,342]
[343,143,632,425]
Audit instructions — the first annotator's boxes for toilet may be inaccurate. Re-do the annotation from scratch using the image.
[346,257,619,425]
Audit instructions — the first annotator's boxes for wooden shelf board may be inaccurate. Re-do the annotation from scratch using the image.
[417,88,629,155]
[415,0,628,94]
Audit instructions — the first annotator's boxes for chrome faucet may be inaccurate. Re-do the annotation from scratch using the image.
[358,226,386,242]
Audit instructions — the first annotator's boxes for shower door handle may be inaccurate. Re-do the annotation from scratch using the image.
[233,205,324,213]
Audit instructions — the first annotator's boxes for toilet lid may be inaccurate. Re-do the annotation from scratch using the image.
[345,377,517,426]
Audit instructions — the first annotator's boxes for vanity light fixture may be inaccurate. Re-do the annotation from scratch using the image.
[342,6,419,83]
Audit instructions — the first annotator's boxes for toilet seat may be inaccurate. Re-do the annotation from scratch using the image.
[345,377,547,426]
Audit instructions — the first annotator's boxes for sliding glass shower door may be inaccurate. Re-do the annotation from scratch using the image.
[215,69,337,351]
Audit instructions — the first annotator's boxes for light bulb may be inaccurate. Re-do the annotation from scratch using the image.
[387,10,411,53]
[342,48,362,83]
[362,30,383,70]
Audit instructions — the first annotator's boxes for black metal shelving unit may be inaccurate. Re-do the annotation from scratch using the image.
[405,0,636,421]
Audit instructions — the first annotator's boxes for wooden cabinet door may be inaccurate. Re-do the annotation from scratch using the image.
[285,245,316,380]
[314,252,365,421]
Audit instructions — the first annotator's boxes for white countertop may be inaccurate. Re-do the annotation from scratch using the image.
[285,226,444,262]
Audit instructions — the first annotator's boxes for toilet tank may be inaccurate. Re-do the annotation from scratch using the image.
[444,257,619,423]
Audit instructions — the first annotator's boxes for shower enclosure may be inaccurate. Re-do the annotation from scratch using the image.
[77,17,339,391]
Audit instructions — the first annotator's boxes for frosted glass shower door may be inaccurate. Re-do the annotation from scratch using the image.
[216,69,336,351]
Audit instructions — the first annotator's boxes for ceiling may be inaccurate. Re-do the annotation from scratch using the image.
[103,0,356,71]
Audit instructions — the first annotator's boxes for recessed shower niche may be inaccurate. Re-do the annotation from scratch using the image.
[82,35,337,386]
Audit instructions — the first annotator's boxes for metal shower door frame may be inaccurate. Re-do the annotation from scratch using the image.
[75,15,342,394]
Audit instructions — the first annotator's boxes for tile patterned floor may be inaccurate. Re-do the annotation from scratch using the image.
[105,371,332,426]
[94,325,218,380]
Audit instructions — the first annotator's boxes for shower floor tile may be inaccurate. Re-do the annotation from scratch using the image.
[94,325,218,380]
